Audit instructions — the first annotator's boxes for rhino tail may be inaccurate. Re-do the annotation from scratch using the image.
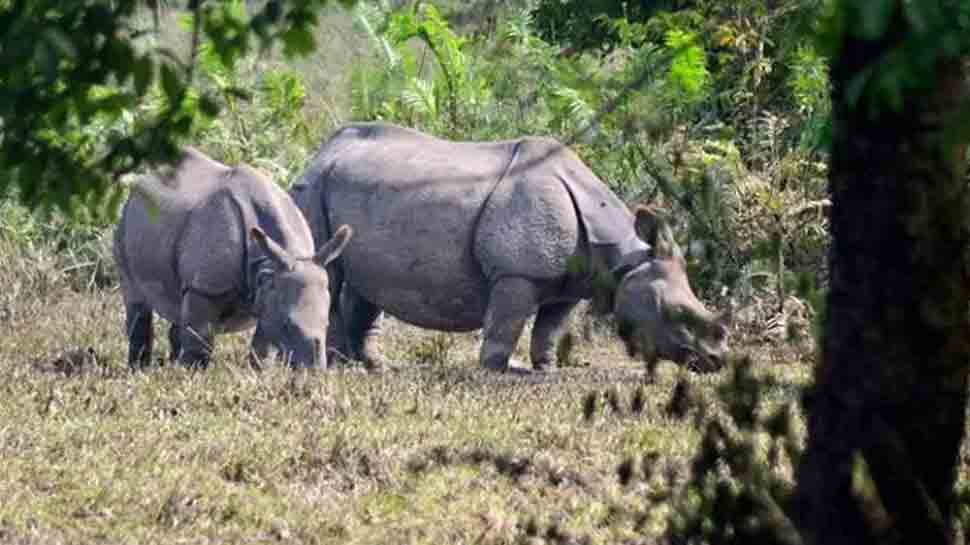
[314,224,353,268]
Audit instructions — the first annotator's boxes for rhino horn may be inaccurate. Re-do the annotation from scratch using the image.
[251,227,295,271]
[313,224,353,268]
[634,205,679,259]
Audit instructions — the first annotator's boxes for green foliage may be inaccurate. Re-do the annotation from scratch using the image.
[351,1,490,134]
[787,44,828,118]
[384,2,474,128]
[187,17,314,169]
[409,333,458,367]
[0,0,838,319]
[787,43,831,150]
[0,198,116,297]
[1,0,837,312]
[0,0,355,214]
[818,1,970,117]
[346,0,831,307]
[531,0,694,51]
[665,357,804,544]
[663,28,710,110]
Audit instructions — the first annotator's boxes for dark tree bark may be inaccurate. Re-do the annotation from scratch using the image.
[793,10,970,545]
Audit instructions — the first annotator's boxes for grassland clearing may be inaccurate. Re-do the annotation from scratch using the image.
[0,265,817,544]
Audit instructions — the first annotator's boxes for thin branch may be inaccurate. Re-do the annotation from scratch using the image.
[185,0,205,88]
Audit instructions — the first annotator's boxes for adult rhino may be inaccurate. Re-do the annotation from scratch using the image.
[291,123,729,373]
[114,147,352,369]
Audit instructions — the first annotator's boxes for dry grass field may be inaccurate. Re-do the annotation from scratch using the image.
[0,230,818,545]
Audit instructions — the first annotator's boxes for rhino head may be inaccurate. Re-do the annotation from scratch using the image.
[249,225,353,368]
[612,206,730,372]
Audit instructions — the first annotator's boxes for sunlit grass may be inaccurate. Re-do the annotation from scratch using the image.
[0,261,822,545]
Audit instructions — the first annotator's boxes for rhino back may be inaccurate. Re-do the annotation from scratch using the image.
[314,123,519,330]
[289,172,329,247]
[474,138,584,281]
[115,149,232,320]
[547,142,638,247]
[473,136,643,282]
[116,150,313,326]
[176,166,315,309]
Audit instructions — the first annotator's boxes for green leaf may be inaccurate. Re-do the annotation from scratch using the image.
[224,86,253,101]
[281,26,315,57]
[198,94,221,118]
[103,182,127,220]
[133,57,154,97]
[177,11,196,33]
[42,28,77,59]
[664,28,709,106]
[105,40,135,73]
[845,68,871,109]
[856,0,895,40]
[903,1,945,35]
[0,1,364,212]
[160,62,183,102]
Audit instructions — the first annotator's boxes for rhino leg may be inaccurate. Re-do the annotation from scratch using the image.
[530,301,578,372]
[168,324,182,363]
[177,292,219,369]
[342,285,385,370]
[248,324,276,370]
[326,314,348,365]
[178,325,215,369]
[325,265,350,364]
[480,277,540,373]
[125,302,154,369]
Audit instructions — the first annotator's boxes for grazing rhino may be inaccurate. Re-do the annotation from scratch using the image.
[113,147,352,369]
[291,123,729,373]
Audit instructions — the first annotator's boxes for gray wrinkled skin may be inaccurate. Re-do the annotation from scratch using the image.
[291,122,728,373]
[614,208,730,373]
[113,147,352,369]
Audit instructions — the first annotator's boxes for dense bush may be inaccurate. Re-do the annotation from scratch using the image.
[347,0,830,320]
[530,0,695,52]
[0,0,356,214]
[1,0,831,323]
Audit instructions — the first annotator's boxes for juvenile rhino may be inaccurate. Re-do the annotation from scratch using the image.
[113,147,352,369]
[291,123,728,373]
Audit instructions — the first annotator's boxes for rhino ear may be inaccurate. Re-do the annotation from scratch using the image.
[251,227,294,271]
[314,224,353,268]
[634,205,679,259]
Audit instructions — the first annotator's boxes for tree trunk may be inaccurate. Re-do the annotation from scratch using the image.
[793,15,970,545]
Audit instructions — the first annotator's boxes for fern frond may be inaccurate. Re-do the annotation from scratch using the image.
[501,8,535,47]
[400,78,437,119]
[353,2,400,69]
[664,29,710,106]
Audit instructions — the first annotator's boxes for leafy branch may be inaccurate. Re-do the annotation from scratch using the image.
[0,0,356,214]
